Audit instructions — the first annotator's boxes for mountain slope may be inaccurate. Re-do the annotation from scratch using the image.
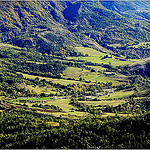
[127,57,150,77]
[101,0,150,22]
[0,1,150,58]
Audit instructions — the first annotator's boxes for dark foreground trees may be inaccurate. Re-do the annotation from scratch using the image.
[0,110,150,149]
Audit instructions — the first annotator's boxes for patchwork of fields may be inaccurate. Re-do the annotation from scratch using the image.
[67,47,136,67]
[1,46,140,118]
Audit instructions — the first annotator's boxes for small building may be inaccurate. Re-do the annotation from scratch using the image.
[103,88,116,93]
[105,72,116,75]
[84,96,92,100]
[53,96,57,100]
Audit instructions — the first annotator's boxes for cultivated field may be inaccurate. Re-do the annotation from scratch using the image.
[75,47,106,56]
[79,100,126,107]
[18,84,58,94]
[98,90,134,100]
[18,72,87,85]
[63,67,90,79]
[67,47,135,67]
[12,97,89,118]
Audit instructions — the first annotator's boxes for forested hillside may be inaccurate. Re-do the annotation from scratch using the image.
[101,1,150,22]
[0,1,150,57]
[0,0,150,149]
[0,110,150,149]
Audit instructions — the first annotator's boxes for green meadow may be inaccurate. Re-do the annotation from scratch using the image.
[75,47,106,56]
[67,47,134,67]
[63,67,90,79]
[79,100,126,107]
[9,46,137,118]
[19,72,87,86]
[14,97,89,117]
[98,90,134,100]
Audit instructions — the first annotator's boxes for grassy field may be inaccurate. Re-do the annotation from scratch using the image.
[67,47,134,67]
[98,90,134,100]
[42,98,87,117]
[18,84,58,94]
[111,58,132,66]
[18,72,87,85]
[16,97,52,101]
[81,72,127,85]
[19,70,126,86]
[14,97,88,117]
[18,69,127,88]
[81,72,112,83]
[79,100,126,107]
[46,99,73,112]
[63,67,122,85]
[10,89,134,118]
[75,47,106,57]
[63,67,90,79]
[67,56,133,67]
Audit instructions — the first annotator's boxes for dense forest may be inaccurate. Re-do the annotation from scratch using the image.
[0,0,150,149]
[0,110,150,149]
[0,1,150,58]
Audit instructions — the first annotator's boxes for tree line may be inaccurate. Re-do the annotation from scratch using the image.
[0,110,150,149]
